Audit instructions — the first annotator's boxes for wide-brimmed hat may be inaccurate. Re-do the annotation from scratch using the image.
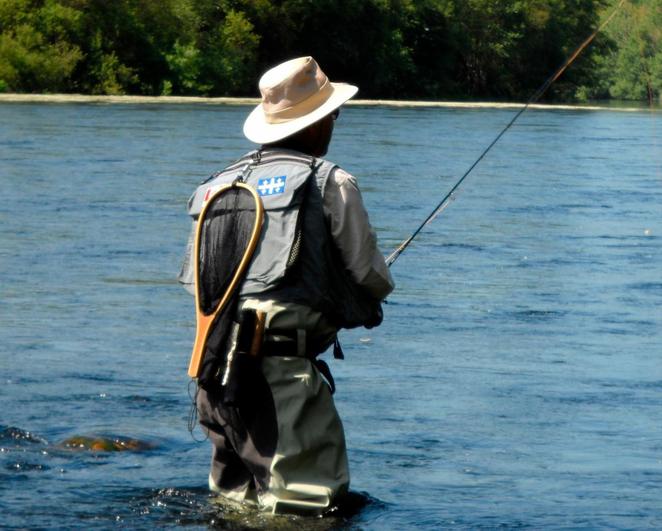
[243,56,358,145]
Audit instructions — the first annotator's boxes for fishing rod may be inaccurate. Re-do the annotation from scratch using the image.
[385,0,627,267]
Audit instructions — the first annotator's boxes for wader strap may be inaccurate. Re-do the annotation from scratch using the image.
[297,329,306,357]
[313,359,336,395]
[333,337,344,360]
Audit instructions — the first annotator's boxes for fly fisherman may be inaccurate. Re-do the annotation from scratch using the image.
[178,56,394,515]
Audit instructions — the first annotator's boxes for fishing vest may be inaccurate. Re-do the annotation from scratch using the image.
[187,148,382,329]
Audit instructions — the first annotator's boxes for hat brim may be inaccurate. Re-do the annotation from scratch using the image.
[243,82,358,145]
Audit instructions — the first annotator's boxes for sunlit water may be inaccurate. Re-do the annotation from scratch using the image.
[1,102,661,529]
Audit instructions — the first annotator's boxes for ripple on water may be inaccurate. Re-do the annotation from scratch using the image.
[0,426,48,446]
[103,487,381,529]
[2,103,661,530]
[4,461,49,472]
[628,281,662,294]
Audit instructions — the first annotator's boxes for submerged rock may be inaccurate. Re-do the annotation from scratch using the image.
[59,435,155,452]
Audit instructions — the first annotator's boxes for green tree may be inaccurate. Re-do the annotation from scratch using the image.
[0,0,650,102]
[196,8,260,95]
[0,0,83,92]
[442,0,610,101]
[400,0,458,97]
[0,0,187,94]
[226,0,416,98]
[603,0,661,103]
[70,0,194,94]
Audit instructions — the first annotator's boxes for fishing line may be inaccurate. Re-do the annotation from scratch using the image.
[385,0,627,267]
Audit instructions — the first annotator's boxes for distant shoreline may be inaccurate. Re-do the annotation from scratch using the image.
[0,93,655,112]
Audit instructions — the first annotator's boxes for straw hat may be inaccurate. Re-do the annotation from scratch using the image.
[243,56,358,145]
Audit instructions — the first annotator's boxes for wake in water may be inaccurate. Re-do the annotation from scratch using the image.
[140,488,382,530]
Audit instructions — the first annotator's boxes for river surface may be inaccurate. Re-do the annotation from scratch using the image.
[1,101,661,529]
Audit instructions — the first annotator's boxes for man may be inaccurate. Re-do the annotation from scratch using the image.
[178,56,394,515]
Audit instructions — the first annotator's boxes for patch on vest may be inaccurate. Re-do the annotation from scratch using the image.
[202,184,222,204]
[257,176,286,196]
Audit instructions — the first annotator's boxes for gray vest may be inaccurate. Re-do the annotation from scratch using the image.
[187,148,382,329]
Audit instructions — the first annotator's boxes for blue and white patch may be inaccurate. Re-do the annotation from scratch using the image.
[257,176,286,196]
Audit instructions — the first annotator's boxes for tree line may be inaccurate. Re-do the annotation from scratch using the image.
[0,0,659,103]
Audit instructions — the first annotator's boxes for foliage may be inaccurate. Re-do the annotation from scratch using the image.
[601,0,662,103]
[0,0,83,92]
[0,0,656,101]
[194,8,260,95]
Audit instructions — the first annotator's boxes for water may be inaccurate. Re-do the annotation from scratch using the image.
[1,101,661,529]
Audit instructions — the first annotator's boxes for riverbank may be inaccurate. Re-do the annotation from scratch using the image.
[0,93,655,112]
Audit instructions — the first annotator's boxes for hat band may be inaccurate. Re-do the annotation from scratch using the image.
[263,80,334,124]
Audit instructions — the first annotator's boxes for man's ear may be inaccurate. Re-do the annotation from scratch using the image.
[309,116,334,157]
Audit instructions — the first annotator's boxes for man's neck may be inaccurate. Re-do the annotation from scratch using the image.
[265,139,314,156]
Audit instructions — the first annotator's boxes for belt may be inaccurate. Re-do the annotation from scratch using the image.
[259,329,336,394]
[260,329,300,357]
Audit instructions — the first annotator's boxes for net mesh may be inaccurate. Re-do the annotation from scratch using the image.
[196,185,259,392]
[197,186,257,315]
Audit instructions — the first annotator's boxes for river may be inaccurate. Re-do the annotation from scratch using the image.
[1,101,661,529]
